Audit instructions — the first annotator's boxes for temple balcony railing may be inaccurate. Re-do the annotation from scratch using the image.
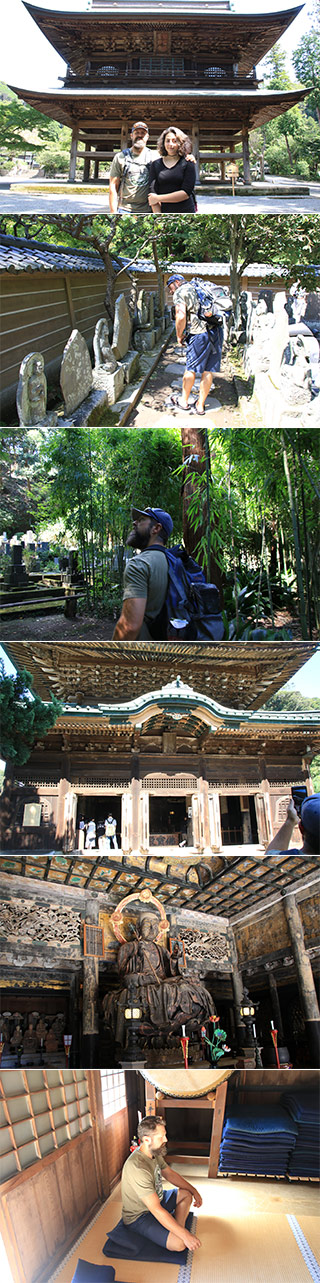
[63,66,259,90]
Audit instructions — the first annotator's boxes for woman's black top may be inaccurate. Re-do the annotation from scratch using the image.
[148,156,196,212]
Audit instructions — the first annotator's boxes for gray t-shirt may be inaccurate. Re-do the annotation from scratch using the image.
[172,283,206,335]
[123,546,168,639]
[109,147,152,211]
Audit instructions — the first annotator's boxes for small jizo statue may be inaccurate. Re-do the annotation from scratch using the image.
[17,352,47,425]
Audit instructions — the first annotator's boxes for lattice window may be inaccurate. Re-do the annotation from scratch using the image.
[0,1069,91,1183]
[100,1071,126,1121]
[142,775,197,794]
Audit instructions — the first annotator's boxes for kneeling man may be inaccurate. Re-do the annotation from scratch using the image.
[121,1115,202,1253]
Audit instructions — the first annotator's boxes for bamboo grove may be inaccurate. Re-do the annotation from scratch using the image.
[1,425,319,639]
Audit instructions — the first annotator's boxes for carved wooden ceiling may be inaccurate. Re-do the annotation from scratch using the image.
[23,5,303,77]
[5,642,317,710]
[0,853,319,918]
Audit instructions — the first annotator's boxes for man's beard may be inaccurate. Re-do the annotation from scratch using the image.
[127,522,153,551]
[150,1141,167,1159]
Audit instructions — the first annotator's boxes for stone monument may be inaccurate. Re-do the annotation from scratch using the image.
[111,294,132,360]
[60,329,93,414]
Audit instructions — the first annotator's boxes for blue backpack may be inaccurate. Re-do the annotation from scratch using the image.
[148,545,224,640]
[190,277,232,329]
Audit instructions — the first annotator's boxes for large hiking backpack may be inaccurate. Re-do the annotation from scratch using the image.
[148,545,224,641]
[190,278,232,329]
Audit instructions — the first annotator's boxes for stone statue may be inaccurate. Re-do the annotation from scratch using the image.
[280,336,313,405]
[93,318,117,372]
[104,913,216,1041]
[247,299,275,373]
[17,352,47,426]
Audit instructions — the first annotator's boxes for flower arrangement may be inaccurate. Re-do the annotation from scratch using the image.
[203,1014,231,1063]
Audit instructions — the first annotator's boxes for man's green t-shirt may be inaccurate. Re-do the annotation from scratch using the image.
[121,1148,167,1224]
[109,148,152,211]
[123,547,168,639]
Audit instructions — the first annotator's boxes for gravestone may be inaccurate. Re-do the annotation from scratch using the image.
[60,329,93,414]
[133,328,155,352]
[4,543,28,588]
[17,352,47,426]
[91,361,124,400]
[137,289,149,326]
[93,318,117,372]
[121,351,140,384]
[111,294,132,360]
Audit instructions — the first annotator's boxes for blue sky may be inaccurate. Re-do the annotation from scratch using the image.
[1,1,313,89]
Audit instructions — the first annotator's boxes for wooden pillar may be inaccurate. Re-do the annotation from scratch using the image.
[131,760,140,853]
[242,128,251,184]
[82,899,100,1067]
[220,146,225,182]
[145,1080,156,1116]
[197,770,211,852]
[228,931,247,1049]
[56,776,71,845]
[208,1080,228,1178]
[120,120,129,150]
[68,125,79,182]
[267,969,285,1043]
[83,141,91,183]
[94,147,99,182]
[283,892,320,1066]
[69,971,80,1066]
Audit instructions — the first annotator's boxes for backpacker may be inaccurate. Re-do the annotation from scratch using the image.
[190,277,232,329]
[148,545,224,641]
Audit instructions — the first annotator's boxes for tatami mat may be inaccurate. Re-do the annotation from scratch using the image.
[52,1168,319,1283]
[296,1217,320,1266]
[52,1196,180,1283]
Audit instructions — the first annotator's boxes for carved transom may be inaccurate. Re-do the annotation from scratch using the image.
[181,927,230,966]
[0,900,81,949]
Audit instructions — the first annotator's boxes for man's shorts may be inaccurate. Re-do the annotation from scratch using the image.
[185,327,223,374]
[132,1188,178,1247]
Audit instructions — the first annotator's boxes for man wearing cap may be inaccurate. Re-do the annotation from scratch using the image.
[112,507,173,640]
[167,273,223,415]
[109,122,153,214]
[266,794,320,853]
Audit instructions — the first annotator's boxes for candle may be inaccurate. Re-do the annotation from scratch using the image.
[182,1025,186,1037]
[252,1023,256,1038]
[271,1020,274,1029]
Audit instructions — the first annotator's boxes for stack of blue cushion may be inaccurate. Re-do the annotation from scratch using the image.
[218,1104,298,1175]
[282,1091,320,1178]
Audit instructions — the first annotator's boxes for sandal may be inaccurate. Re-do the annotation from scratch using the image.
[169,394,191,410]
[193,402,206,415]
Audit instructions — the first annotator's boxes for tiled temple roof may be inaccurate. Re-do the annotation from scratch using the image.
[0,234,115,274]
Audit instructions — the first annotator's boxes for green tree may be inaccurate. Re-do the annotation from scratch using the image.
[0,90,61,162]
[293,32,320,124]
[0,662,62,775]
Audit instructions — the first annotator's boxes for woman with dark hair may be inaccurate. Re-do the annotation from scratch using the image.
[148,127,196,214]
